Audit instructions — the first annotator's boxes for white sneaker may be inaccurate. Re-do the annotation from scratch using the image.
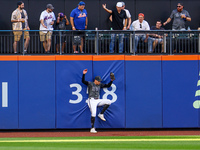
[98,113,106,121]
[90,128,97,133]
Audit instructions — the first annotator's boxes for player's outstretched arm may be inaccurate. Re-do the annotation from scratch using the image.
[83,69,87,74]
[102,72,115,88]
[82,69,88,85]
[101,80,113,88]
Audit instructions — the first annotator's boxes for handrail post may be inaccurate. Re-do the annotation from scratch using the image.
[163,33,167,53]
[95,29,99,55]
[22,30,25,55]
[133,31,135,55]
[170,31,172,55]
[198,32,200,53]
[59,31,62,55]
[129,32,132,54]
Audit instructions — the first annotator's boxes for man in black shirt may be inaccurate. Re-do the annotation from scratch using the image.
[102,2,127,53]
[82,69,114,133]
[149,20,165,53]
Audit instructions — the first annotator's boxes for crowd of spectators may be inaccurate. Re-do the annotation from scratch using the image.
[11,1,194,54]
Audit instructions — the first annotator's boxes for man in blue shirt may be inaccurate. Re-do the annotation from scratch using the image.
[70,1,88,53]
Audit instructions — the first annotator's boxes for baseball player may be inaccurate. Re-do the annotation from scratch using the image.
[82,69,115,133]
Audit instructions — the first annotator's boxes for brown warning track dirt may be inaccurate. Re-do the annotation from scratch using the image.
[0,129,200,138]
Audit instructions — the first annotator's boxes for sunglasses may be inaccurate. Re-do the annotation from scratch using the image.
[140,24,142,28]
[177,6,182,7]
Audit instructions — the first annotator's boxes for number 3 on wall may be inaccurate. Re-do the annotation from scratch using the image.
[69,84,83,104]
[69,83,117,104]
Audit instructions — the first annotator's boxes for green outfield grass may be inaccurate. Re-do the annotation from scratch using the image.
[0,136,200,150]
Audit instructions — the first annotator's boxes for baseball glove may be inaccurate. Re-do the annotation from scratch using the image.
[110,72,115,81]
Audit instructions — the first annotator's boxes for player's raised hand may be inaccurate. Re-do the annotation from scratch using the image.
[102,4,106,9]
[83,69,88,74]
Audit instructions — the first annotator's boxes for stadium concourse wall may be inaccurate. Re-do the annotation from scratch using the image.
[0,55,199,129]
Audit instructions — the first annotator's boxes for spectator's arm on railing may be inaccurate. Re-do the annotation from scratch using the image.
[102,4,112,14]
[123,19,127,30]
[149,33,163,38]
[127,17,131,30]
[85,17,88,29]
[70,17,76,30]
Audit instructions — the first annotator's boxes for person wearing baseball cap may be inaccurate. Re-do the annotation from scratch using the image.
[102,2,127,53]
[82,69,115,133]
[109,2,132,30]
[39,4,56,53]
[70,1,88,53]
[46,4,54,10]
[55,12,69,53]
[163,2,191,30]
[130,13,151,53]
[78,1,85,6]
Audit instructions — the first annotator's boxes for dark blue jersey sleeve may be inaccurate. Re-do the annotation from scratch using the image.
[82,74,88,85]
[100,81,113,88]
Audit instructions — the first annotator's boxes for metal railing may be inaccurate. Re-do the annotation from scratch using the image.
[0,30,199,55]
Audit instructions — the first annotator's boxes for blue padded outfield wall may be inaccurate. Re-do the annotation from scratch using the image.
[0,55,199,129]
[125,56,162,128]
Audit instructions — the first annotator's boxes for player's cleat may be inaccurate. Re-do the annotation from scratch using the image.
[90,128,97,133]
[98,113,106,121]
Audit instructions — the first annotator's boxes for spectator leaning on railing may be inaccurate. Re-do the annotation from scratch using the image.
[70,1,88,53]
[11,1,30,54]
[109,2,131,30]
[102,2,127,53]
[121,2,131,30]
[163,2,191,30]
[39,4,56,53]
[130,13,152,53]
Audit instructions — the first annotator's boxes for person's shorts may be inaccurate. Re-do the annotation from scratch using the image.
[39,31,52,42]
[13,28,30,42]
[73,31,85,36]
[73,31,85,45]
[150,37,163,44]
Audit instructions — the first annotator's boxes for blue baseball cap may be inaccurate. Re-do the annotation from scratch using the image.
[59,13,64,17]
[78,1,85,6]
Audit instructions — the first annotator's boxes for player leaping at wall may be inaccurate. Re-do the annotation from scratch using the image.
[82,69,115,133]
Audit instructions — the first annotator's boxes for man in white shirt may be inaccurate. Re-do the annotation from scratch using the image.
[39,4,56,53]
[130,13,152,53]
